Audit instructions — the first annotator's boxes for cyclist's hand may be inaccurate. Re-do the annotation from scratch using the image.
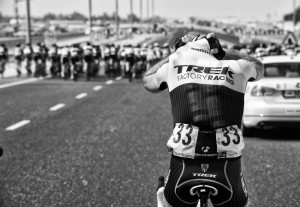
[174,36,187,51]
[205,33,226,60]
[0,147,3,157]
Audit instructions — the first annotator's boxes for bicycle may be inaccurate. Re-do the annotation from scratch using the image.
[156,176,216,207]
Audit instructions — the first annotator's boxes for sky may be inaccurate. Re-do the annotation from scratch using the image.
[0,0,295,22]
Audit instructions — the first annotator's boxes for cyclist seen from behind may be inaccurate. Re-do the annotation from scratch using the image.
[0,43,8,78]
[143,32,264,207]
[14,42,23,77]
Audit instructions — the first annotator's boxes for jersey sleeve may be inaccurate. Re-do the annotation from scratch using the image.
[154,63,169,90]
[236,59,259,81]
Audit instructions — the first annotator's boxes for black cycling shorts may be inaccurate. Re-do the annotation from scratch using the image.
[163,155,248,207]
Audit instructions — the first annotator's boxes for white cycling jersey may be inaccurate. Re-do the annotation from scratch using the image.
[23,47,31,55]
[14,47,22,56]
[154,39,260,159]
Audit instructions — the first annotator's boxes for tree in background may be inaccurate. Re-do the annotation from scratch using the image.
[284,7,300,24]
[189,17,196,24]
[127,13,140,23]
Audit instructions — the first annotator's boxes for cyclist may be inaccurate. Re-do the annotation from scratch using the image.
[60,45,71,79]
[143,32,264,207]
[33,42,45,77]
[83,42,94,81]
[70,44,82,81]
[23,43,33,77]
[118,44,127,77]
[103,43,111,76]
[48,44,61,77]
[161,43,171,58]
[109,44,118,76]
[0,43,8,78]
[133,44,142,78]
[14,42,23,77]
[92,44,101,77]
[40,43,48,77]
[140,43,148,72]
[124,44,135,82]
[153,42,162,63]
[146,44,155,70]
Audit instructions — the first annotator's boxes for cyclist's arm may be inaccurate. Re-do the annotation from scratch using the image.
[143,57,169,93]
[223,49,264,81]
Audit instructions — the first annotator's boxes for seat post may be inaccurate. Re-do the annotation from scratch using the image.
[199,188,210,207]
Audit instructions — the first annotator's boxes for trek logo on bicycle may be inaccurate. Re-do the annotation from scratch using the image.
[167,123,244,159]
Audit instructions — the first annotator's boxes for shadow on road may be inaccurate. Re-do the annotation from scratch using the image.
[250,127,299,140]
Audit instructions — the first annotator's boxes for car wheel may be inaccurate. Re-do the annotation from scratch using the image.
[241,124,255,137]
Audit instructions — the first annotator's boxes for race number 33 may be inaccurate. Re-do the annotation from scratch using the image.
[173,123,194,145]
[216,125,244,158]
[167,123,199,158]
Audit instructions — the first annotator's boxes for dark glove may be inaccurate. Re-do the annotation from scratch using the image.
[0,147,3,157]
[174,37,186,51]
[205,33,226,60]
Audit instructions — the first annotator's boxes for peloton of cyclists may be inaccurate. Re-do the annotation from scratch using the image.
[4,38,169,81]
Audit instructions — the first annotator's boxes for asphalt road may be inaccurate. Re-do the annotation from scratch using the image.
[0,76,299,207]
[0,30,299,207]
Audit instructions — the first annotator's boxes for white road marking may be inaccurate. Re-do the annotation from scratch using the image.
[93,86,103,91]
[0,78,43,90]
[116,76,122,80]
[49,103,66,111]
[76,93,87,99]
[6,120,31,131]
[106,80,114,85]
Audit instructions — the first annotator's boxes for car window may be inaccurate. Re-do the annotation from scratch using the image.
[264,63,300,77]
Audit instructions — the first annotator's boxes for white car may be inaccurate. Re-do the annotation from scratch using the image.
[242,55,300,136]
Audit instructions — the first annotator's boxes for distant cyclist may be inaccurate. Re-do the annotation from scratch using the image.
[109,44,118,76]
[60,45,71,79]
[103,44,111,76]
[161,43,171,58]
[14,42,23,77]
[124,44,135,82]
[23,43,33,76]
[146,44,155,70]
[48,44,61,77]
[40,43,48,77]
[33,42,46,77]
[70,44,82,81]
[153,42,162,63]
[0,43,8,78]
[83,42,94,81]
[118,45,127,77]
[143,32,264,207]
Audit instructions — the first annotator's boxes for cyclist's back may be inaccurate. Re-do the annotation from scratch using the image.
[167,41,249,131]
[143,34,263,207]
